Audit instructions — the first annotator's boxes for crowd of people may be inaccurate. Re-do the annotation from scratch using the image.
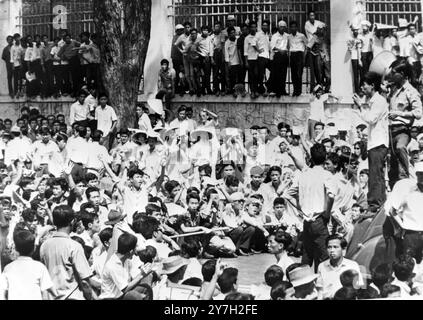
[166,11,329,102]
[348,16,423,94]
[0,52,422,300]
[2,9,423,300]
[2,30,102,100]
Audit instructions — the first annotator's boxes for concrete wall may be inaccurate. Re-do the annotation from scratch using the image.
[0,0,22,96]
[1,95,361,135]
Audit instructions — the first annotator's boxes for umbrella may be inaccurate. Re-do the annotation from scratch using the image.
[346,207,397,277]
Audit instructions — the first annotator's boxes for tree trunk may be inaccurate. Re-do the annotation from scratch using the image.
[93,0,151,128]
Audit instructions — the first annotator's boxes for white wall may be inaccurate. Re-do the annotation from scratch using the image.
[0,0,22,96]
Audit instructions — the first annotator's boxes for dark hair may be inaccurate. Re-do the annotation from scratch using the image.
[392,255,415,282]
[322,138,335,147]
[52,205,75,228]
[248,21,257,28]
[128,168,145,179]
[359,168,369,176]
[270,281,293,300]
[117,233,138,255]
[138,246,157,264]
[314,122,325,130]
[325,234,348,249]
[199,164,212,177]
[218,268,239,294]
[371,263,393,290]
[13,230,35,256]
[85,173,99,183]
[160,59,169,66]
[145,203,162,216]
[356,124,367,131]
[165,181,181,195]
[277,122,291,131]
[202,259,216,282]
[310,143,327,166]
[264,265,284,287]
[21,208,36,223]
[225,293,255,300]
[225,175,239,187]
[381,284,401,298]
[182,277,202,287]
[78,211,97,230]
[272,230,293,249]
[183,21,191,27]
[290,20,298,27]
[92,130,103,142]
[326,152,340,170]
[262,19,270,26]
[99,228,113,246]
[200,25,209,31]
[340,269,359,288]
[227,26,236,34]
[85,186,100,200]
[354,141,368,161]
[181,237,201,258]
[333,287,358,300]
[77,125,87,138]
[362,72,381,92]
[390,59,413,79]
[177,105,187,114]
[136,216,160,240]
[273,197,286,207]
[268,166,282,175]
[186,192,200,204]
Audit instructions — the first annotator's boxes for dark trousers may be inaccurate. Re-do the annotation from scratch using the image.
[213,49,226,93]
[361,52,373,78]
[247,59,259,94]
[52,65,62,95]
[270,52,289,95]
[13,66,23,96]
[42,60,54,97]
[61,64,72,94]
[367,145,388,212]
[70,56,82,96]
[389,128,411,189]
[412,61,422,88]
[394,231,423,263]
[257,57,269,95]
[290,52,304,95]
[228,64,242,92]
[351,59,360,93]
[307,51,322,90]
[5,63,13,96]
[200,56,211,92]
[229,226,255,251]
[172,58,184,93]
[301,216,329,272]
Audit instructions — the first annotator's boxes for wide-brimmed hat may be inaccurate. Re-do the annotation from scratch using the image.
[229,192,244,202]
[175,24,184,30]
[147,99,164,116]
[313,84,324,94]
[105,210,127,225]
[166,203,187,217]
[408,139,420,153]
[398,18,410,28]
[289,266,318,287]
[10,125,21,133]
[161,256,189,275]
[220,128,242,140]
[190,127,215,141]
[227,14,236,21]
[361,20,371,28]
[160,124,180,141]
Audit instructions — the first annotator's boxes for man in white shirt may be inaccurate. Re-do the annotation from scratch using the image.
[316,234,364,300]
[256,17,271,96]
[267,230,294,278]
[198,25,213,95]
[95,93,117,150]
[224,27,242,96]
[67,126,90,180]
[70,90,91,127]
[305,11,326,91]
[385,161,423,260]
[269,20,289,97]
[31,127,60,173]
[353,72,389,214]
[86,130,112,175]
[287,143,336,270]
[10,33,24,97]
[289,21,308,97]
[348,25,363,93]
[100,233,151,300]
[244,21,260,99]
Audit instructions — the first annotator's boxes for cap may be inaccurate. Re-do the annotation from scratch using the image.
[229,192,244,202]
[10,125,21,133]
[250,166,264,176]
[313,84,324,93]
[408,139,420,153]
[417,133,423,142]
[398,18,410,28]
[350,23,360,30]
[175,24,184,30]
[415,161,423,173]
[361,20,371,28]
[278,20,287,27]
[227,14,236,20]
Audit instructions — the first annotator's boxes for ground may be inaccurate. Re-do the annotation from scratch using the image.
[221,253,278,286]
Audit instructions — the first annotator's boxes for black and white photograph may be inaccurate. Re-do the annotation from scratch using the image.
[0,0,423,305]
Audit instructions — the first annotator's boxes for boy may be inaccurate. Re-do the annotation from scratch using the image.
[0,230,54,300]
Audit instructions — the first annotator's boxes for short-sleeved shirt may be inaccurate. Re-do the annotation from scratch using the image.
[40,232,92,300]
[0,256,53,300]
[99,253,132,299]
[316,258,364,300]
[95,105,117,136]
